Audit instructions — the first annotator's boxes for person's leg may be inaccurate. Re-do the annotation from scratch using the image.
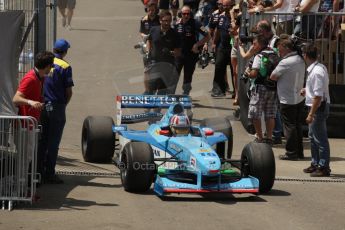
[212,48,229,95]
[182,53,197,95]
[37,109,49,179]
[280,103,299,157]
[311,104,330,168]
[296,100,305,158]
[231,49,238,103]
[45,105,66,177]
[66,0,76,28]
[57,0,67,27]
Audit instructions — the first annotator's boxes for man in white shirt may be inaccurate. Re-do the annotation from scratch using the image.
[300,44,331,177]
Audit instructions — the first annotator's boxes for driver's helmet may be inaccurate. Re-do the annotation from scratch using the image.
[170,114,190,135]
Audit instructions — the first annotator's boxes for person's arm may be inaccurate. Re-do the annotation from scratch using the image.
[211,27,220,51]
[192,26,211,53]
[306,96,322,124]
[65,87,73,105]
[13,91,44,110]
[262,0,283,11]
[239,44,255,59]
[298,0,318,13]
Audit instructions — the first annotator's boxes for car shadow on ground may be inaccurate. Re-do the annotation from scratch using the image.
[17,175,121,211]
[193,102,236,112]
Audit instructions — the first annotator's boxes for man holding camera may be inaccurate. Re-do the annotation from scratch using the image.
[175,5,210,95]
[270,34,305,160]
[246,35,279,144]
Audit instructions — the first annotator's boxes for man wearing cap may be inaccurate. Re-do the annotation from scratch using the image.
[37,39,74,184]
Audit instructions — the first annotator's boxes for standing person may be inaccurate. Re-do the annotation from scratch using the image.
[13,51,55,121]
[38,39,74,184]
[175,5,210,95]
[146,11,181,95]
[246,35,279,144]
[270,34,305,160]
[158,0,179,23]
[301,44,331,177]
[57,0,76,30]
[294,0,320,39]
[140,1,160,94]
[210,0,235,97]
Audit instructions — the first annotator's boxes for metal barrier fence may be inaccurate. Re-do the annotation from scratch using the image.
[1,0,56,80]
[0,116,39,211]
[240,11,345,85]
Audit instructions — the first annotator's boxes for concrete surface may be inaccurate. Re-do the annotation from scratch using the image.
[1,1,345,230]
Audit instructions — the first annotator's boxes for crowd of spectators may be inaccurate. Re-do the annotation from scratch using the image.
[140,0,335,176]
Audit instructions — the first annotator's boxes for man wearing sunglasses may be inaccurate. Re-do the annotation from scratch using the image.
[174,5,210,95]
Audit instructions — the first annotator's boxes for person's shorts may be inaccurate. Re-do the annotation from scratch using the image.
[231,46,238,58]
[248,85,277,120]
[57,0,76,9]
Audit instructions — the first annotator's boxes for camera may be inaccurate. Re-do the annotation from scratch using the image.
[198,50,210,69]
[239,34,254,44]
[134,41,150,65]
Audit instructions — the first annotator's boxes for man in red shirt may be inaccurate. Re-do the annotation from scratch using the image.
[13,51,55,120]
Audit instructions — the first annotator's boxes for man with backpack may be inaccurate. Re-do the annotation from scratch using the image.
[245,34,280,144]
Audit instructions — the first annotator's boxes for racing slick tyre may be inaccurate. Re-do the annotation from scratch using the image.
[200,117,233,159]
[120,142,155,192]
[82,116,115,163]
[241,142,275,193]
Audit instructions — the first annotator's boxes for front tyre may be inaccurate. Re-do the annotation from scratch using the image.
[120,142,154,192]
[241,142,275,193]
[81,116,115,163]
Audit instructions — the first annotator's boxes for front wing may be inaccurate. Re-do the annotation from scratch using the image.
[153,175,259,196]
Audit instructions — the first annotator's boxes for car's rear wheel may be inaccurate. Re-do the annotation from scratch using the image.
[120,142,154,192]
[81,116,115,163]
[241,142,275,193]
[200,117,233,159]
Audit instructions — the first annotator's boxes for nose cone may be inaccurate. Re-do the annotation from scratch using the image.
[198,151,221,174]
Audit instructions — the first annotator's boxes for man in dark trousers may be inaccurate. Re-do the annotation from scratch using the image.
[38,39,74,184]
[210,0,235,97]
[175,5,210,95]
[146,11,181,95]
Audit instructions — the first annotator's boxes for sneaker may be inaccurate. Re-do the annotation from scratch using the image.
[66,24,72,30]
[62,17,66,27]
[279,154,298,161]
[310,166,331,177]
[303,164,318,173]
[211,91,226,97]
[44,175,64,184]
[253,137,264,143]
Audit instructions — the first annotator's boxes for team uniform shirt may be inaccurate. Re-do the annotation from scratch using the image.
[175,18,208,54]
[147,26,181,64]
[140,15,160,35]
[44,54,74,104]
[17,69,44,120]
[208,9,221,30]
[305,61,330,106]
[217,14,232,50]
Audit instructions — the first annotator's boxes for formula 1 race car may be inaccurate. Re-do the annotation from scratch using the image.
[81,95,275,196]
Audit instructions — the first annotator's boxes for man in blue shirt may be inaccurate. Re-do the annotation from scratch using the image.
[38,39,74,184]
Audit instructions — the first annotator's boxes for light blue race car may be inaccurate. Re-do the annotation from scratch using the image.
[81,95,275,196]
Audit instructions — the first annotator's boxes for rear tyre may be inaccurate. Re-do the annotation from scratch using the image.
[241,142,275,193]
[200,117,233,159]
[81,116,115,163]
[120,142,154,192]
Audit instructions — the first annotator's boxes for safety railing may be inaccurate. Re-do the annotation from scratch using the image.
[0,116,40,211]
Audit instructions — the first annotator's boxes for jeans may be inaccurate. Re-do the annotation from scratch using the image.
[280,101,305,157]
[308,103,330,167]
[273,110,282,141]
[37,103,66,177]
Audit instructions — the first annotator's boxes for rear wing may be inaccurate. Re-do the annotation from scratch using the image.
[116,95,192,125]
